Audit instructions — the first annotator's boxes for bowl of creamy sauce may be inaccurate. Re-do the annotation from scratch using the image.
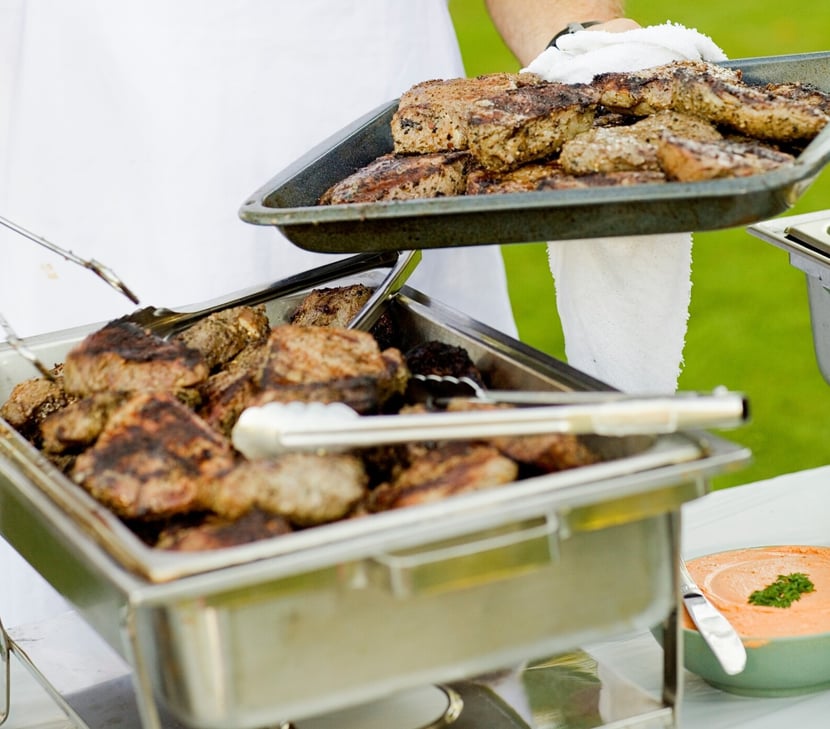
[682,544,830,696]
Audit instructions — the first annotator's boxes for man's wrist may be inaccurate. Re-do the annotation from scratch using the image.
[547,20,602,48]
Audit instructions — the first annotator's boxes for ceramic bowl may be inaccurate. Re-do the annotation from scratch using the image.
[681,545,830,697]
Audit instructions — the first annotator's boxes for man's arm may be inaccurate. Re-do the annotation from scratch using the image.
[484,0,636,66]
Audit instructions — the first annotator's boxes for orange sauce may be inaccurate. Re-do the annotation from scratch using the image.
[683,545,830,638]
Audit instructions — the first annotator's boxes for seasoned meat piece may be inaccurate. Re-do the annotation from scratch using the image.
[1,372,72,444]
[537,169,666,190]
[71,392,237,519]
[656,134,795,181]
[318,151,470,205]
[391,72,544,154]
[466,159,566,195]
[559,111,722,175]
[404,340,485,389]
[290,284,373,327]
[63,320,208,396]
[368,442,518,511]
[595,60,742,116]
[466,81,600,171]
[595,60,830,142]
[173,305,270,372]
[197,368,259,436]
[209,453,368,525]
[40,392,126,454]
[252,325,409,413]
[442,399,600,472]
[156,509,293,552]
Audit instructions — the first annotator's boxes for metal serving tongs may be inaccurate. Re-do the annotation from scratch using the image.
[0,214,139,305]
[121,249,410,338]
[232,388,749,459]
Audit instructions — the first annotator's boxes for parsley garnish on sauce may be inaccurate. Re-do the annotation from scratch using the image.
[748,572,815,608]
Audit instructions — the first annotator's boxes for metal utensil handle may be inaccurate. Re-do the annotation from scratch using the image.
[0,214,139,304]
[133,249,401,337]
[234,391,748,457]
[0,312,55,381]
[347,250,421,331]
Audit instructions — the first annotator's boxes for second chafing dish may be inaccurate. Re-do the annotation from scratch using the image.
[0,279,751,729]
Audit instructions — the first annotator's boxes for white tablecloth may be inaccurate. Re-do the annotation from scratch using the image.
[3,466,830,728]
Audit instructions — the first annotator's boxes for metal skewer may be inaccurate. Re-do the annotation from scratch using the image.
[0,214,140,305]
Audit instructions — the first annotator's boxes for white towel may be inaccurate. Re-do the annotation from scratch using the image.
[522,23,726,393]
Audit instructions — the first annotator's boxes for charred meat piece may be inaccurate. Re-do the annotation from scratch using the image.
[595,60,743,116]
[466,81,600,172]
[595,60,830,143]
[537,169,666,190]
[40,392,126,454]
[404,340,484,384]
[173,305,270,372]
[559,111,722,175]
[210,453,368,525]
[442,399,600,473]
[1,372,73,445]
[318,152,470,205]
[656,134,795,181]
[466,159,567,195]
[252,325,409,413]
[290,284,372,328]
[391,72,544,154]
[196,367,260,437]
[156,509,293,551]
[71,392,237,519]
[368,441,518,511]
[63,320,208,396]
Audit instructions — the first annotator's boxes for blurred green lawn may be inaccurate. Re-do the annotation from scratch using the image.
[449,0,830,488]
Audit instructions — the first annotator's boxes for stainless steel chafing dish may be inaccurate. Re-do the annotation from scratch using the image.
[0,272,750,729]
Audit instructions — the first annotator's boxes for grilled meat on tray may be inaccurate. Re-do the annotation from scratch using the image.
[63,320,208,396]
[656,134,796,181]
[368,441,519,511]
[71,392,237,519]
[391,72,544,154]
[318,151,470,205]
[1,369,73,446]
[210,453,369,525]
[252,325,408,413]
[156,509,293,552]
[466,81,599,172]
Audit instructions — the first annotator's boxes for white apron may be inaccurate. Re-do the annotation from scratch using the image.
[0,1,516,628]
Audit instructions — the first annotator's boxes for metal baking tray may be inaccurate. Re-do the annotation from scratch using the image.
[0,281,750,728]
[238,52,830,253]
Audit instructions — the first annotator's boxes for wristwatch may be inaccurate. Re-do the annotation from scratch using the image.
[547,21,602,49]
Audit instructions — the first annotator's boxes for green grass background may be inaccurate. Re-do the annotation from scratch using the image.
[448,0,830,488]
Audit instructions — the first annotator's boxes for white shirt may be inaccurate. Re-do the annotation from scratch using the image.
[0,0,516,628]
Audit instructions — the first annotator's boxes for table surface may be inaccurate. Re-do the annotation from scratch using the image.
[3,466,830,729]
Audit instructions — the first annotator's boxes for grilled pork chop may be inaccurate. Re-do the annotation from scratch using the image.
[656,134,795,181]
[156,509,293,551]
[71,392,237,519]
[63,320,208,396]
[253,325,409,413]
[595,60,830,143]
[391,72,544,154]
[210,453,369,525]
[40,392,126,454]
[1,370,72,445]
[368,441,519,511]
[466,81,600,171]
[318,151,470,205]
[559,111,722,175]
[173,305,270,372]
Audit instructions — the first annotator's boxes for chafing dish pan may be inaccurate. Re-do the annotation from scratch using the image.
[238,52,830,254]
[0,280,750,729]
